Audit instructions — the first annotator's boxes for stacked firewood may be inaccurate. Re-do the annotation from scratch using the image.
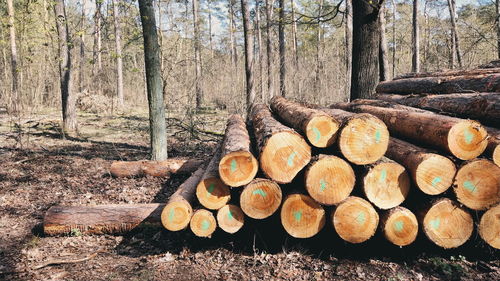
[44,66,500,251]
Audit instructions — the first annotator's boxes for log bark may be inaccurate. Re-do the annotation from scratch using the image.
[334,100,489,160]
[453,159,500,211]
[189,209,217,238]
[219,114,258,187]
[216,204,245,234]
[380,206,418,247]
[280,193,326,238]
[485,127,500,167]
[331,196,379,244]
[250,104,311,183]
[304,155,355,206]
[240,178,282,219]
[270,96,340,148]
[196,148,231,210]
[393,68,500,80]
[386,137,456,195]
[44,204,164,236]
[110,158,203,177]
[377,93,500,126]
[376,73,500,95]
[479,204,500,249]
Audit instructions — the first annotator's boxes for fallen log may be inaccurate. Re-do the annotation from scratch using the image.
[240,178,282,219]
[304,155,355,206]
[333,100,489,160]
[196,148,231,210]
[420,198,473,249]
[110,158,203,177]
[44,204,164,236]
[332,196,379,244]
[380,207,418,247]
[479,204,500,249]
[189,209,217,238]
[386,137,456,195]
[485,127,500,167]
[270,96,340,148]
[453,159,500,211]
[280,193,326,238]
[216,204,245,234]
[377,93,500,126]
[218,114,258,187]
[376,73,500,94]
[161,165,206,231]
[250,104,311,183]
[393,68,500,80]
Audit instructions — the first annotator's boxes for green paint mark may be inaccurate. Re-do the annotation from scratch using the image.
[430,218,440,230]
[252,188,267,197]
[320,179,327,192]
[463,181,477,193]
[168,208,175,222]
[227,210,234,220]
[287,151,297,167]
[356,212,366,225]
[394,221,404,232]
[375,130,382,144]
[464,129,474,144]
[431,177,442,187]
[380,170,387,183]
[230,159,237,173]
[293,210,303,222]
[201,220,210,230]
[207,183,215,196]
[313,127,321,143]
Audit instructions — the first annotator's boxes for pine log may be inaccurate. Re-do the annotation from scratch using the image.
[332,196,379,244]
[250,104,311,184]
[280,193,326,238]
[386,137,456,195]
[161,165,206,231]
[479,204,500,249]
[377,93,500,126]
[110,158,203,177]
[380,207,418,247]
[485,127,500,167]
[333,100,489,160]
[453,159,500,211]
[361,157,410,210]
[196,148,231,210]
[240,178,282,219]
[219,114,258,187]
[420,198,473,249]
[216,204,245,234]
[270,96,340,148]
[44,204,164,236]
[393,67,500,80]
[304,155,355,206]
[376,73,500,94]
[189,209,217,238]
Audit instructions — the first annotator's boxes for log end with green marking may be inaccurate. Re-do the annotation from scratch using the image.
[196,178,231,210]
[381,207,418,247]
[363,161,410,210]
[219,151,258,187]
[216,204,245,234]
[240,178,282,219]
[447,120,488,160]
[281,193,325,239]
[190,209,217,238]
[415,154,456,195]
[332,196,379,244]
[305,114,340,148]
[161,199,193,231]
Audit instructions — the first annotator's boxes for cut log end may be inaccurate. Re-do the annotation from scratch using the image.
[196,178,231,210]
[453,159,500,210]
[422,198,473,249]
[219,151,258,187]
[190,209,217,238]
[493,144,500,167]
[364,162,410,210]
[305,155,355,205]
[280,193,326,238]
[479,204,500,249]
[161,199,193,231]
[332,196,379,244]
[339,114,389,165]
[260,131,311,183]
[305,115,340,148]
[216,204,245,234]
[240,178,282,219]
[415,154,456,195]
[381,207,418,247]
[447,120,488,160]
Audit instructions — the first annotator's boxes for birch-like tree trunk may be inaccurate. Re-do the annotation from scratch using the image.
[278,0,286,96]
[6,0,19,112]
[391,0,396,78]
[229,0,238,68]
[192,0,203,108]
[79,0,86,93]
[207,0,214,59]
[314,0,324,96]
[241,0,255,113]
[112,0,124,109]
[256,0,264,101]
[412,0,420,73]
[265,0,275,100]
[447,0,462,68]
[93,0,102,94]
[345,0,353,99]
[379,3,389,81]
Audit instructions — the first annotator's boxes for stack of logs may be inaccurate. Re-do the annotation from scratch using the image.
[44,66,500,251]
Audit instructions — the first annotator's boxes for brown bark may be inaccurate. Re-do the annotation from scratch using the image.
[345,0,353,97]
[412,0,420,73]
[109,158,203,177]
[44,204,164,236]
[380,206,418,247]
[393,68,500,80]
[280,193,326,238]
[196,147,230,210]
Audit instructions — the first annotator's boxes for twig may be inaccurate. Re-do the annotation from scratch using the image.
[33,250,105,270]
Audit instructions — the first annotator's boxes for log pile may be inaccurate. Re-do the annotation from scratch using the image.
[44,66,500,251]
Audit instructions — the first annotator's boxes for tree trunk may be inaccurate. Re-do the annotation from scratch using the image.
[393,67,500,80]
[240,178,282,219]
[219,114,258,187]
[314,0,324,96]
[93,0,102,94]
[109,158,203,177]
[138,0,168,161]
[351,0,382,100]
[216,204,245,234]
[192,0,203,108]
[391,0,396,78]
[229,0,238,68]
[479,204,500,249]
[379,4,389,81]
[497,0,500,59]
[380,207,418,247]
[79,0,86,93]
[241,0,255,113]
[281,193,326,238]
[255,0,264,101]
[6,0,19,113]
[332,196,379,244]
[412,0,420,73]
[112,0,124,109]
[290,0,298,67]
[207,0,214,59]
[278,0,286,96]
[54,0,78,134]
[190,209,217,238]
[345,0,353,98]
[196,147,231,210]
[447,0,462,68]
[265,0,275,99]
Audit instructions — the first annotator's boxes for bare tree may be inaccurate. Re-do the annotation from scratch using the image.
[278,0,286,96]
[391,0,396,78]
[447,0,462,68]
[314,0,324,95]
[345,0,352,99]
[138,0,168,160]
[379,3,389,81]
[112,0,124,109]
[412,0,420,73]
[265,0,275,100]
[6,0,19,112]
[290,0,298,67]
[241,0,255,112]
[193,0,203,108]
[79,0,86,93]
[497,0,500,58]
[93,0,103,94]
[207,0,214,59]
[255,0,264,101]
[229,0,238,68]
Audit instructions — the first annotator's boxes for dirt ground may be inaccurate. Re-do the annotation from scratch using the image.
[0,109,499,281]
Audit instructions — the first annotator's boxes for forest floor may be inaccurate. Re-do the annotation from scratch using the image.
[0,108,499,281]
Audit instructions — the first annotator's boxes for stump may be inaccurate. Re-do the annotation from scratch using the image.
[190,209,217,238]
[240,178,282,219]
[216,204,245,234]
[380,207,418,247]
[280,193,326,238]
[332,196,379,244]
